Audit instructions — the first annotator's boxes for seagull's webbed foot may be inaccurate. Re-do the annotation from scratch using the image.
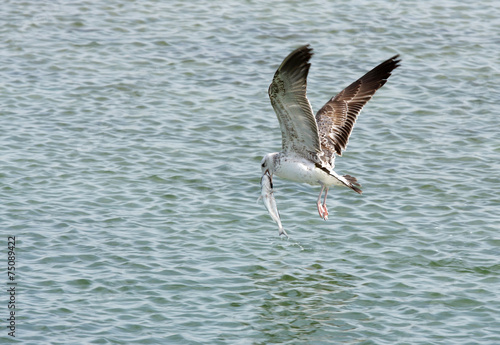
[321,203,329,220]
[317,202,328,220]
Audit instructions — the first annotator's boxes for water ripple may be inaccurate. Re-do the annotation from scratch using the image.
[2,0,500,344]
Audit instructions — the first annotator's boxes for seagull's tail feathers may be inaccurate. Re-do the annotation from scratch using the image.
[341,174,363,194]
[315,163,363,194]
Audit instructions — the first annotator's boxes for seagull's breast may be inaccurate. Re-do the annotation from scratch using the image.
[274,153,342,187]
[275,156,316,184]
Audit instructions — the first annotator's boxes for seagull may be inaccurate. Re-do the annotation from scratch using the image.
[261,45,400,227]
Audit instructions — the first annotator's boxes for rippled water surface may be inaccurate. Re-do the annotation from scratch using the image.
[2,0,500,344]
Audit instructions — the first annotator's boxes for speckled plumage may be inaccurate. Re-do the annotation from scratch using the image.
[261,45,400,228]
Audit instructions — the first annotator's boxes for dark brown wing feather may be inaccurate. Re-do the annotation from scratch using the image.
[316,55,401,167]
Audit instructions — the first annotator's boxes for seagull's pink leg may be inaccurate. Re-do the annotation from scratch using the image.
[322,187,329,220]
[317,184,327,220]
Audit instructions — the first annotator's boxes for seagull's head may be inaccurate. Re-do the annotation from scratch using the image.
[261,152,278,177]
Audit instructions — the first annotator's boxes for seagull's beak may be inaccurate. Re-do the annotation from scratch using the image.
[262,169,273,188]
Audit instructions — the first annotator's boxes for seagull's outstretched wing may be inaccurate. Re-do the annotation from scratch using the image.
[316,55,401,168]
[268,45,321,157]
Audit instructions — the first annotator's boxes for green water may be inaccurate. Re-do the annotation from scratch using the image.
[1,0,499,344]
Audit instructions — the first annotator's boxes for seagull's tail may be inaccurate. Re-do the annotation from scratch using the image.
[315,163,363,194]
[342,174,363,194]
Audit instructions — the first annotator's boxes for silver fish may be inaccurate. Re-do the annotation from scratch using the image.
[259,172,288,237]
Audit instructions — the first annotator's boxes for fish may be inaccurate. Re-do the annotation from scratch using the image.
[259,172,288,237]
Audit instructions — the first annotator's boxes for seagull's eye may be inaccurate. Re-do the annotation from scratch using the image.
[261,162,266,168]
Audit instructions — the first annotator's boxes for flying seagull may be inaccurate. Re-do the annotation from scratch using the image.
[260,45,400,234]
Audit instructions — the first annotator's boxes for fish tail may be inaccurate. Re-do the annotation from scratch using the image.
[279,226,289,238]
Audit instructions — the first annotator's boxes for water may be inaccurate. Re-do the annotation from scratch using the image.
[1,0,499,344]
